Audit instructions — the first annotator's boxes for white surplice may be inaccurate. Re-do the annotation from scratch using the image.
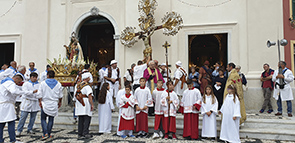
[74,85,93,117]
[160,90,179,117]
[174,67,187,96]
[119,94,137,120]
[98,91,115,133]
[37,80,63,117]
[152,88,165,115]
[134,86,153,114]
[180,88,202,113]
[20,81,41,112]
[220,94,241,143]
[116,89,133,135]
[0,80,32,123]
[272,68,294,101]
[201,95,218,138]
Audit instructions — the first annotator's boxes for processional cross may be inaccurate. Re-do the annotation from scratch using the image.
[120,0,183,59]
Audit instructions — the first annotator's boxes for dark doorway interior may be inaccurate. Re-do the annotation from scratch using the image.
[0,43,14,66]
[189,34,228,71]
[78,16,115,68]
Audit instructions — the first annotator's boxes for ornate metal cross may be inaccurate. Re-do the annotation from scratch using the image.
[120,0,183,59]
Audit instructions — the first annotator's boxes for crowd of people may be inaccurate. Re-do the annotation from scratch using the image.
[0,58,293,143]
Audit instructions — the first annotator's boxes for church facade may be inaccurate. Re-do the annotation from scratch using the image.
[0,0,294,112]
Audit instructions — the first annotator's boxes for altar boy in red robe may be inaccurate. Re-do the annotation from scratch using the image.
[180,79,202,140]
[134,78,153,138]
[160,81,179,139]
[118,85,137,138]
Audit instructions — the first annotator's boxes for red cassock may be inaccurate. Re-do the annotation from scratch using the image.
[154,114,164,130]
[183,103,201,139]
[163,116,176,133]
[136,112,148,132]
[118,102,134,131]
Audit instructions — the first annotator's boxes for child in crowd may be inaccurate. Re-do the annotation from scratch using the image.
[116,81,132,136]
[151,79,165,139]
[161,81,179,140]
[98,83,114,133]
[220,84,241,143]
[201,85,218,140]
[134,78,153,138]
[118,85,137,138]
[180,79,202,140]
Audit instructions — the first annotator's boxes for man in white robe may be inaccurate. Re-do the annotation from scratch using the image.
[37,70,63,139]
[74,72,94,139]
[133,56,150,91]
[24,62,40,81]
[272,61,294,117]
[0,74,36,143]
[0,61,17,82]
[40,65,51,82]
[104,60,121,98]
[16,72,40,136]
[15,65,27,121]
[173,61,187,100]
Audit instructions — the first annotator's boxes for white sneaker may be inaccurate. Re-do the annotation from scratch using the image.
[159,131,164,138]
[152,133,160,139]
[16,131,21,137]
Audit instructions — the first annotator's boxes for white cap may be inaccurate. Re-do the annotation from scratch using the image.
[81,72,91,80]
[175,61,182,67]
[161,63,166,66]
[110,60,118,65]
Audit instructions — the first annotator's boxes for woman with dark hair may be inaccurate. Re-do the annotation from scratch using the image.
[212,68,227,110]
[98,83,114,133]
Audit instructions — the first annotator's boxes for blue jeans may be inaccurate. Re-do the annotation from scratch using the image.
[0,121,16,142]
[40,109,54,136]
[17,111,38,133]
[277,95,292,114]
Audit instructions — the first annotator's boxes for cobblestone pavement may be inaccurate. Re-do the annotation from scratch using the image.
[0,128,293,143]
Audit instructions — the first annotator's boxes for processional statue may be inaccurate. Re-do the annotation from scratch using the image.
[120,0,183,59]
[64,32,84,62]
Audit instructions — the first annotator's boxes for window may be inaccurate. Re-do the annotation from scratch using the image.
[292,0,295,19]
[0,43,14,66]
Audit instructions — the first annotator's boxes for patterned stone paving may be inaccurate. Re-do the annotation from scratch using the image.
[1,128,294,143]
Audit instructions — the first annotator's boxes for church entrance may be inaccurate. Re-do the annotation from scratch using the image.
[78,16,115,68]
[0,43,14,66]
[189,33,228,71]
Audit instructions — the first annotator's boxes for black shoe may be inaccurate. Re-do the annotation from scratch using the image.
[141,133,148,138]
[85,134,93,139]
[136,134,142,138]
[78,135,84,139]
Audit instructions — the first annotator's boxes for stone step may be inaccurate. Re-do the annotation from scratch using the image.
[21,112,295,141]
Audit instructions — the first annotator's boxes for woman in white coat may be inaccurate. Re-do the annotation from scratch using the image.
[98,83,114,133]
[272,61,294,117]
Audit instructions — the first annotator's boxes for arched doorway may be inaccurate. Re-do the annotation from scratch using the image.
[78,16,115,67]
[189,33,228,70]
